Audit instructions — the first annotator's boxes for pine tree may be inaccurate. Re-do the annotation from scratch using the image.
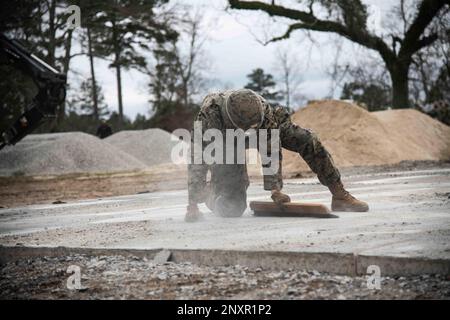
[68,79,110,119]
[149,42,183,113]
[341,82,390,111]
[84,0,177,128]
[244,68,283,104]
[78,0,107,123]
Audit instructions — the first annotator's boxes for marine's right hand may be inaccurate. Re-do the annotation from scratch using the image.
[271,190,291,206]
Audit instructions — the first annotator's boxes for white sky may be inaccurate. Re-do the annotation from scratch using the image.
[67,0,397,119]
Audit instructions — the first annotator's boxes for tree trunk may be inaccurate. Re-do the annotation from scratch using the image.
[112,20,124,128]
[87,27,99,121]
[57,29,73,125]
[182,82,188,107]
[47,0,58,132]
[47,0,57,66]
[389,63,410,109]
[115,63,124,126]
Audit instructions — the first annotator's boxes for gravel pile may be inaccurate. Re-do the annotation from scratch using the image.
[1,254,449,299]
[0,132,147,176]
[105,128,186,166]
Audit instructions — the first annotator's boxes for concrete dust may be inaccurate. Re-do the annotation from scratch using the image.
[2,221,153,248]
[1,165,449,260]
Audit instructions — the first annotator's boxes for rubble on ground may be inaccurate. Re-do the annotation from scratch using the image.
[1,254,448,299]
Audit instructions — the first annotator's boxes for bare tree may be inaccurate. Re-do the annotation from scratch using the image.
[325,36,346,99]
[409,6,450,106]
[334,2,449,110]
[273,46,304,109]
[228,0,450,108]
[177,10,210,107]
[147,6,212,130]
[149,6,211,109]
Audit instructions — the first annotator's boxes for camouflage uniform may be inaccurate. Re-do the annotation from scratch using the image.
[188,91,341,217]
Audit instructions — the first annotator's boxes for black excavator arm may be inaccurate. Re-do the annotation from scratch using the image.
[0,33,66,150]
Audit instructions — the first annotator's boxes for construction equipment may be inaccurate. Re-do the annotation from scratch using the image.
[0,33,66,150]
[250,201,337,218]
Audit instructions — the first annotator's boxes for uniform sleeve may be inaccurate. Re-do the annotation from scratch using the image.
[261,138,283,191]
[259,104,284,191]
[187,97,223,204]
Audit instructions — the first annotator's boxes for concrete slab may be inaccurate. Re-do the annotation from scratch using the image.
[0,167,449,268]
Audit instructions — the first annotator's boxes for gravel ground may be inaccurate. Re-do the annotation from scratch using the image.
[0,132,147,177]
[105,128,186,166]
[1,254,449,300]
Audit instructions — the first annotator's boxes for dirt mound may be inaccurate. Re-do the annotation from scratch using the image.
[105,128,185,166]
[283,100,450,174]
[373,108,450,161]
[0,132,147,177]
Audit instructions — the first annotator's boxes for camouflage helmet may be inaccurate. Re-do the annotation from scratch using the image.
[222,89,265,130]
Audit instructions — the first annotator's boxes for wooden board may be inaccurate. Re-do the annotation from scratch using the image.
[250,201,337,218]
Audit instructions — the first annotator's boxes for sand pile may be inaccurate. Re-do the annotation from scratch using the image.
[373,108,450,161]
[105,128,185,166]
[283,100,450,174]
[0,132,147,176]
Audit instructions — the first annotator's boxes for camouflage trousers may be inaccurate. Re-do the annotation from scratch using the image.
[279,122,341,187]
[199,124,340,217]
[205,163,249,217]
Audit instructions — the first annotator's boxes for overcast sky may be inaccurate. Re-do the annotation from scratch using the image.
[68,0,396,119]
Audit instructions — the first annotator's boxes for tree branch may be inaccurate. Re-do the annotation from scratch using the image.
[399,0,449,58]
[229,0,324,22]
[266,22,345,44]
[412,33,440,52]
[228,0,395,62]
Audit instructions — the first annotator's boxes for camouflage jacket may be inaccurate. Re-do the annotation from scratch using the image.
[188,92,290,204]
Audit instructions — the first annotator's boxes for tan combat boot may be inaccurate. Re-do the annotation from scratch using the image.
[329,181,369,212]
